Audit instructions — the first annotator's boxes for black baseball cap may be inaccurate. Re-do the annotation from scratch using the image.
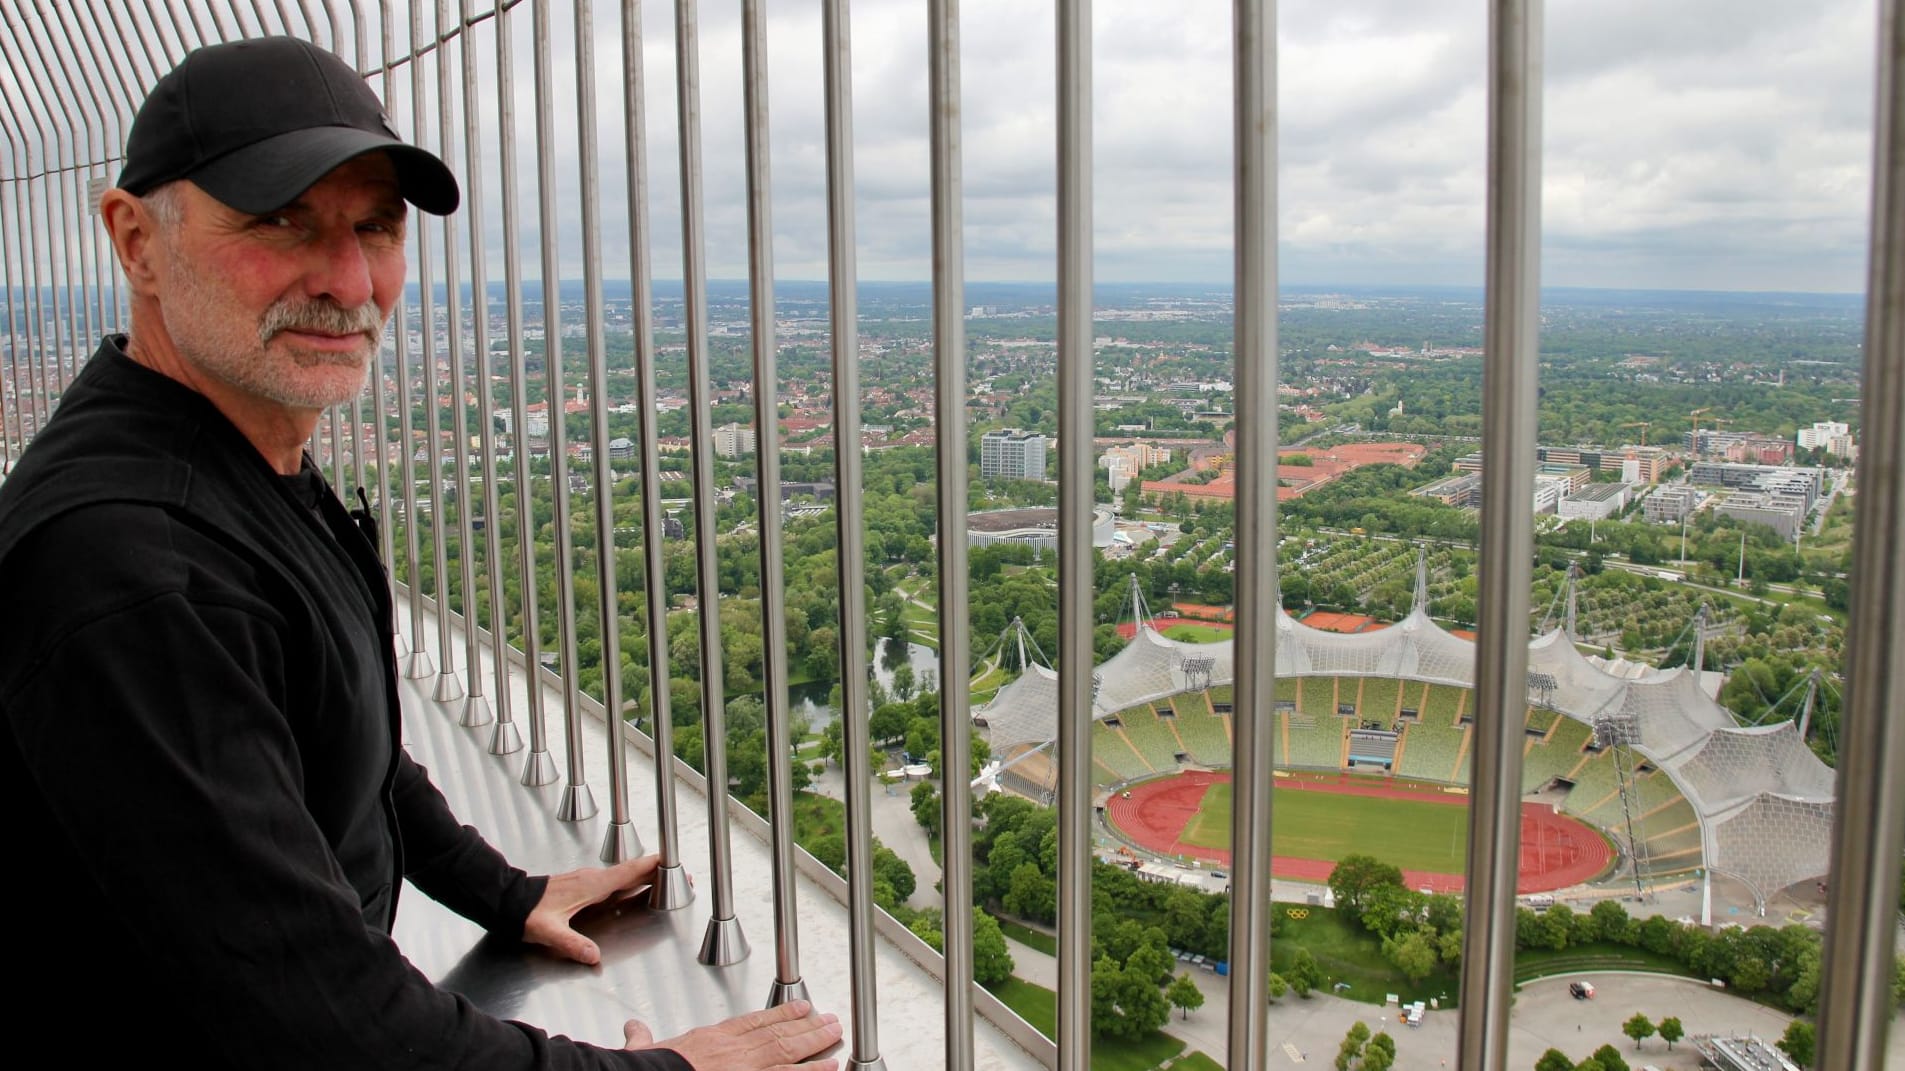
[117,36,459,216]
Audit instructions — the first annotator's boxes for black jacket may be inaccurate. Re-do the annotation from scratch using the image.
[0,338,688,1070]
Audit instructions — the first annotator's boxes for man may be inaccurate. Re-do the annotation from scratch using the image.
[0,36,838,1070]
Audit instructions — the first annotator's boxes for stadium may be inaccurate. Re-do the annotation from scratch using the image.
[975,565,1837,915]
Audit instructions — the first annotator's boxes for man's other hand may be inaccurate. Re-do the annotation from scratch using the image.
[522,853,662,965]
[622,1001,843,1071]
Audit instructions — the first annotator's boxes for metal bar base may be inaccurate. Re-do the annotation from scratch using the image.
[488,720,524,756]
[765,977,810,1009]
[431,670,465,703]
[599,819,645,865]
[650,863,695,911]
[556,782,599,823]
[697,914,749,966]
[403,650,435,679]
[459,693,493,728]
[520,748,560,787]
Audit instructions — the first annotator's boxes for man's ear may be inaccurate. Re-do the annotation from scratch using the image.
[99,188,163,293]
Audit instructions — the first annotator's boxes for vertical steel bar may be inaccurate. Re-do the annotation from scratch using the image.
[1457,3,1542,1068]
[104,5,166,93]
[73,3,142,332]
[43,3,116,350]
[1054,0,1093,1065]
[375,1,418,660]
[1817,1,1905,1065]
[499,0,555,787]
[738,0,805,1009]
[619,0,692,906]
[434,0,488,725]
[1,165,21,468]
[21,3,98,396]
[177,0,219,47]
[133,1,183,69]
[410,0,465,704]
[0,73,39,450]
[386,0,432,676]
[462,0,521,757]
[1226,3,1277,1068]
[348,1,373,506]
[674,0,748,966]
[820,0,880,1054]
[0,17,67,416]
[569,0,633,852]
[0,14,73,406]
[155,1,199,58]
[530,0,595,822]
[927,1,973,1064]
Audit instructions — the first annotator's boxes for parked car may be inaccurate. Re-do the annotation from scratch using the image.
[1569,981,1596,1000]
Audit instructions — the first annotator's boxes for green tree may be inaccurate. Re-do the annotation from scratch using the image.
[1656,1016,1683,1050]
[1534,1049,1575,1071]
[1622,1012,1654,1050]
[1266,972,1288,1001]
[1590,1044,1628,1071]
[909,780,941,837]
[1384,930,1438,984]
[1777,1020,1815,1068]
[1334,1021,1370,1071]
[1289,947,1324,998]
[1329,854,1405,916]
[1166,972,1204,1020]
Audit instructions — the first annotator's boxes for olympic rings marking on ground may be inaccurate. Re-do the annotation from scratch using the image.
[1286,907,1309,919]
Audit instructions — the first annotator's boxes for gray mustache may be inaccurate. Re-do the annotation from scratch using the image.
[259,299,382,344]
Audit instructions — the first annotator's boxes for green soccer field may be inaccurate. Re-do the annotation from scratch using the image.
[1179,781,1470,874]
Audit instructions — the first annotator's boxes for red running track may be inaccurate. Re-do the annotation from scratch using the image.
[1103,770,1613,894]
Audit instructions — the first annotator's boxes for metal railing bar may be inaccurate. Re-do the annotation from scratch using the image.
[1816,1,1905,1065]
[926,0,974,1064]
[618,0,692,908]
[41,2,116,344]
[0,13,71,408]
[737,0,806,1010]
[569,0,631,851]
[674,0,749,967]
[529,0,595,822]
[498,0,555,787]
[410,0,463,705]
[1457,3,1543,1067]
[459,0,520,757]
[819,0,883,1057]
[16,3,97,395]
[432,0,488,726]
[1054,0,1093,1065]
[1225,2,1277,1067]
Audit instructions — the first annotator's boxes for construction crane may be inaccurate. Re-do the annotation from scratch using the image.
[1621,420,1651,445]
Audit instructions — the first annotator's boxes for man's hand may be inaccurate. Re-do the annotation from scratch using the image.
[623,1000,843,1071]
[522,853,662,965]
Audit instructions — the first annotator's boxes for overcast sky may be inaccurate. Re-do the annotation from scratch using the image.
[32,0,1887,293]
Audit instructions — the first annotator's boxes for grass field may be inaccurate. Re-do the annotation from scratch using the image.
[1179,781,1469,874]
[989,978,1186,1070]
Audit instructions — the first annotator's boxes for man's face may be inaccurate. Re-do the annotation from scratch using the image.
[154,153,408,411]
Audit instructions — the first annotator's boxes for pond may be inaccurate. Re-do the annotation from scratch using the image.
[787,639,940,728]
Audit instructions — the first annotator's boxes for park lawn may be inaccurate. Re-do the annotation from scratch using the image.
[990,978,1187,1070]
[1168,1053,1225,1071]
[990,913,1058,956]
[1512,942,1702,984]
[1270,903,1460,1007]
[1178,781,1469,875]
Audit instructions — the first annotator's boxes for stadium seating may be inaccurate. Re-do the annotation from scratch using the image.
[1635,800,1705,874]
[1091,719,1157,784]
[1632,768,1690,817]
[1560,748,1624,820]
[1172,703,1233,766]
[1522,716,1594,793]
[1423,682,1466,724]
[1358,677,1403,722]
[1283,709,1347,769]
[1524,706,1560,737]
[1296,677,1339,720]
[1206,684,1235,712]
[1396,717,1466,782]
[1117,705,1184,770]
